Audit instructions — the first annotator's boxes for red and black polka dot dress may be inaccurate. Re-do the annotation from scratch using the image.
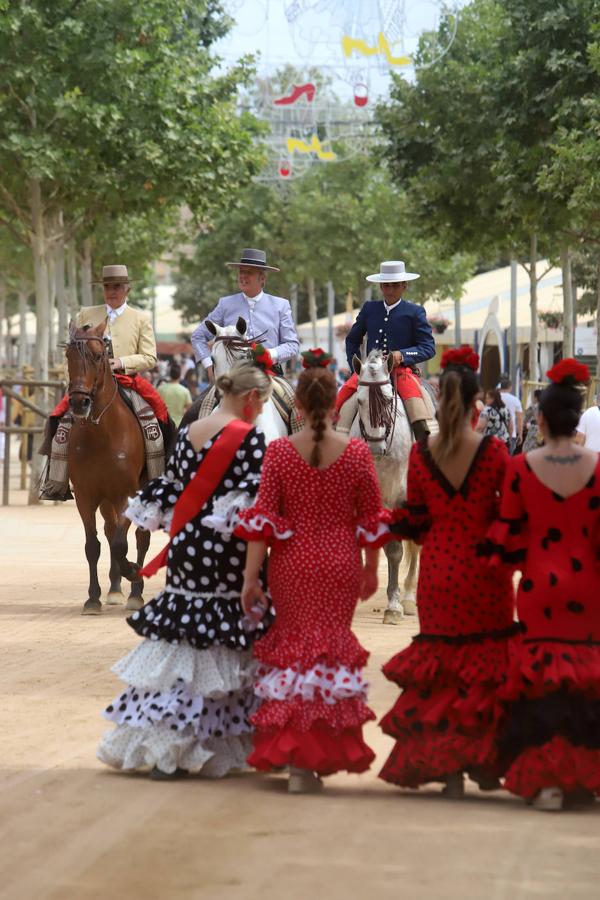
[236,437,386,776]
[379,436,517,788]
[487,454,600,799]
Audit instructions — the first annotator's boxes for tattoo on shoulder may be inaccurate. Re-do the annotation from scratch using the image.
[543,453,581,465]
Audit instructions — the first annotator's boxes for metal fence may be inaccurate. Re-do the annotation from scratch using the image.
[0,378,64,506]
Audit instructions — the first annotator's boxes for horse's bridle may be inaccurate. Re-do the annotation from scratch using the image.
[66,334,118,425]
[357,377,398,452]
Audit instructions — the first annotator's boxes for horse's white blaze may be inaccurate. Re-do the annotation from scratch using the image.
[208,321,288,444]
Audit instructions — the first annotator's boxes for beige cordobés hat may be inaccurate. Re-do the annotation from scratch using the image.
[91,265,132,285]
[366,260,420,283]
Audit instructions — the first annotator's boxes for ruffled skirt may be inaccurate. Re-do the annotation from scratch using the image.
[499,639,600,799]
[97,640,258,777]
[379,627,519,788]
[247,625,375,775]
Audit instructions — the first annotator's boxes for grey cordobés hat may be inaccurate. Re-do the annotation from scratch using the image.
[366,260,420,283]
[226,248,280,272]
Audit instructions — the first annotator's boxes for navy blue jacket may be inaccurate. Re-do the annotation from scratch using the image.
[345,299,436,369]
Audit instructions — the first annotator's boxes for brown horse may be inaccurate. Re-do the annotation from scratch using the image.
[65,320,150,615]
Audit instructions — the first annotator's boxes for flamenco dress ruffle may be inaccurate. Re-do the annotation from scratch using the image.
[484,468,600,800]
[97,427,273,777]
[236,504,378,775]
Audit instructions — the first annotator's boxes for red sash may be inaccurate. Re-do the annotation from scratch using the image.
[139,420,253,578]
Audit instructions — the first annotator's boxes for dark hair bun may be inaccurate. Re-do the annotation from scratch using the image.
[539,382,583,437]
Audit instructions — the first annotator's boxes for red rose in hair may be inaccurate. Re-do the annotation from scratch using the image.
[546,358,589,385]
[440,345,479,372]
[301,348,334,369]
[250,342,275,375]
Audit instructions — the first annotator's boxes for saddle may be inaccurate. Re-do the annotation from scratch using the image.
[194,377,302,434]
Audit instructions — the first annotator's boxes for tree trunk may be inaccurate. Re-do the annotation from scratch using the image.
[528,233,539,381]
[18,288,28,369]
[0,286,5,366]
[67,240,78,317]
[47,248,56,367]
[28,178,50,504]
[307,276,318,346]
[560,244,574,358]
[80,238,93,306]
[55,216,67,348]
[596,260,600,378]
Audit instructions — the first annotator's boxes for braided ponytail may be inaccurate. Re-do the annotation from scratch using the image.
[296,367,337,467]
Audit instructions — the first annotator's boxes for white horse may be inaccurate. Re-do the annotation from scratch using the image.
[349,350,420,625]
[203,318,288,444]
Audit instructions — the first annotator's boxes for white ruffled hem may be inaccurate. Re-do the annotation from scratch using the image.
[97,725,252,777]
[125,495,173,532]
[241,514,293,540]
[255,662,368,705]
[112,640,255,695]
[356,520,389,544]
[201,489,254,534]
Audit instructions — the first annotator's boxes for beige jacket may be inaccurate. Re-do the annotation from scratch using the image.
[76,304,158,374]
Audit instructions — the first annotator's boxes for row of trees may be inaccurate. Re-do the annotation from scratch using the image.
[0,0,263,379]
[376,0,600,375]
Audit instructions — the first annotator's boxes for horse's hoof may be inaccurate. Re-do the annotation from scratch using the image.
[82,600,102,616]
[126,596,144,611]
[383,609,403,625]
[106,592,125,606]
[402,598,417,616]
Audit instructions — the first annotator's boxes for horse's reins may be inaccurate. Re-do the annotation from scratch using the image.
[210,330,269,366]
[66,334,118,425]
[357,377,399,452]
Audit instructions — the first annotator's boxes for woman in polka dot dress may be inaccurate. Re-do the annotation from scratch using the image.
[236,351,386,793]
[97,359,274,779]
[486,359,600,810]
[379,346,517,798]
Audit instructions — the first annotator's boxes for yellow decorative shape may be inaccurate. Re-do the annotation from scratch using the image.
[287,135,336,161]
[341,32,411,67]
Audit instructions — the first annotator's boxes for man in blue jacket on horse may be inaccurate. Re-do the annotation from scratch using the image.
[335,260,436,441]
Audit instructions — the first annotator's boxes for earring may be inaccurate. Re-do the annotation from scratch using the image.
[243,401,253,422]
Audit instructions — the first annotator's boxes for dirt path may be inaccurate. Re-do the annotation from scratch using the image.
[0,494,598,899]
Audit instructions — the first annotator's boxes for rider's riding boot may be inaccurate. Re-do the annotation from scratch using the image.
[38,415,59,457]
[159,416,178,456]
[335,395,359,434]
[39,477,74,501]
[412,419,430,442]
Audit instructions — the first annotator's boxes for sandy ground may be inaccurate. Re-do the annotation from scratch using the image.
[1,476,599,899]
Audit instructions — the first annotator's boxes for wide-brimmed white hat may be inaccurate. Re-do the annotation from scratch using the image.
[366,260,420,283]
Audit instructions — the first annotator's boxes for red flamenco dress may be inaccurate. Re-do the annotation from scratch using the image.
[486,454,600,800]
[236,437,387,776]
[379,436,518,788]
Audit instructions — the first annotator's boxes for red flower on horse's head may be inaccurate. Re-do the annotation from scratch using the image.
[546,358,590,386]
[440,345,479,372]
[301,347,334,369]
[250,342,275,376]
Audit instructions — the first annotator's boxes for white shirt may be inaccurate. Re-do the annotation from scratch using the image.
[382,298,403,314]
[105,301,128,324]
[500,391,523,438]
[576,405,600,452]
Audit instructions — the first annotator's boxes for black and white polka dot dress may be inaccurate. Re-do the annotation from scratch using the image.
[97,425,272,777]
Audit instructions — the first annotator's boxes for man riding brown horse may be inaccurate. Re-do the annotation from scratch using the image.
[40,264,173,500]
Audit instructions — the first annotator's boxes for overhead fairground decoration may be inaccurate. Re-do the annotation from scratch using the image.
[221,1,460,182]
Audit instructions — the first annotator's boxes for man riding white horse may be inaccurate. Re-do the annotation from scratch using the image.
[336,260,436,441]
[40,264,171,500]
[191,247,299,379]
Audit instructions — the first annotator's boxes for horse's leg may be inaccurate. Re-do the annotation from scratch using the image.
[402,541,419,616]
[100,500,125,606]
[383,540,404,625]
[111,514,140,582]
[76,496,102,616]
[125,527,151,611]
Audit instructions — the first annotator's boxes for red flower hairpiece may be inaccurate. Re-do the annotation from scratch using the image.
[546,358,589,386]
[440,345,479,372]
[250,342,275,376]
[301,347,334,369]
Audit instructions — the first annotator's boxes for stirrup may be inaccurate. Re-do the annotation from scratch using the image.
[40,483,74,502]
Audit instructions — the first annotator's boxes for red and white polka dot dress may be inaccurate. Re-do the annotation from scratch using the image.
[236,437,385,775]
